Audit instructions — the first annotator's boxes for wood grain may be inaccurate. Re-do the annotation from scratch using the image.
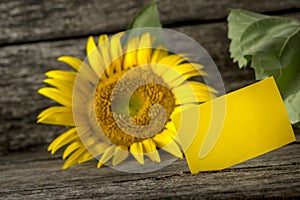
[0,141,299,199]
[1,0,300,45]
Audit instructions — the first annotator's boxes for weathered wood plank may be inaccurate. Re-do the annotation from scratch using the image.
[1,10,300,153]
[0,142,299,199]
[1,0,300,44]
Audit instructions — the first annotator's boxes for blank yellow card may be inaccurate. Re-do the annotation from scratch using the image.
[173,77,296,174]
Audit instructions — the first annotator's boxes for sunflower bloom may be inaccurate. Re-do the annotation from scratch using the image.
[38,32,217,169]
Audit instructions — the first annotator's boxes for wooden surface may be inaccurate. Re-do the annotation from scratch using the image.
[1,0,300,45]
[0,130,299,199]
[1,0,300,198]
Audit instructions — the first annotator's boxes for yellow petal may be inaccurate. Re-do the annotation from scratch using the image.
[161,71,186,88]
[77,151,94,164]
[62,148,85,170]
[84,136,98,147]
[169,71,204,88]
[92,142,108,156]
[150,63,167,76]
[37,106,75,126]
[165,121,177,133]
[172,84,196,104]
[45,70,76,84]
[183,71,206,79]
[123,37,139,69]
[48,128,78,154]
[151,45,168,63]
[38,87,72,106]
[153,133,183,159]
[109,32,124,73]
[161,128,180,144]
[58,56,99,85]
[112,146,129,166]
[171,104,198,116]
[62,141,82,159]
[142,139,160,162]
[130,142,144,165]
[44,77,73,88]
[163,124,177,137]
[188,81,218,94]
[157,54,185,68]
[87,36,105,78]
[98,34,109,45]
[72,76,95,98]
[43,79,73,97]
[161,63,205,87]
[175,93,212,105]
[173,82,215,105]
[137,32,152,65]
[152,54,185,77]
[57,56,83,71]
[98,34,114,77]
[97,145,115,168]
[38,106,71,119]
[178,63,204,70]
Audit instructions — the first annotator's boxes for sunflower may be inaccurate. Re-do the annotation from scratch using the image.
[38,32,217,169]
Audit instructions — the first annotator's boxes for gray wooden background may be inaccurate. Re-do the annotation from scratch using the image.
[0,0,300,198]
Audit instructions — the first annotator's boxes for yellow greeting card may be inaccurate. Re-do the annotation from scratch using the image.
[173,77,295,174]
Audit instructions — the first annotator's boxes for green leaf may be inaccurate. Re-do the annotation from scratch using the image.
[228,9,300,124]
[228,9,268,68]
[285,91,300,124]
[124,1,163,48]
[128,1,161,29]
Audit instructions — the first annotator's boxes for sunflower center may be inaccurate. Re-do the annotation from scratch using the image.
[93,66,176,147]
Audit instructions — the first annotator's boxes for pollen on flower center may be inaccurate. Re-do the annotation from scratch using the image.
[93,66,176,147]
